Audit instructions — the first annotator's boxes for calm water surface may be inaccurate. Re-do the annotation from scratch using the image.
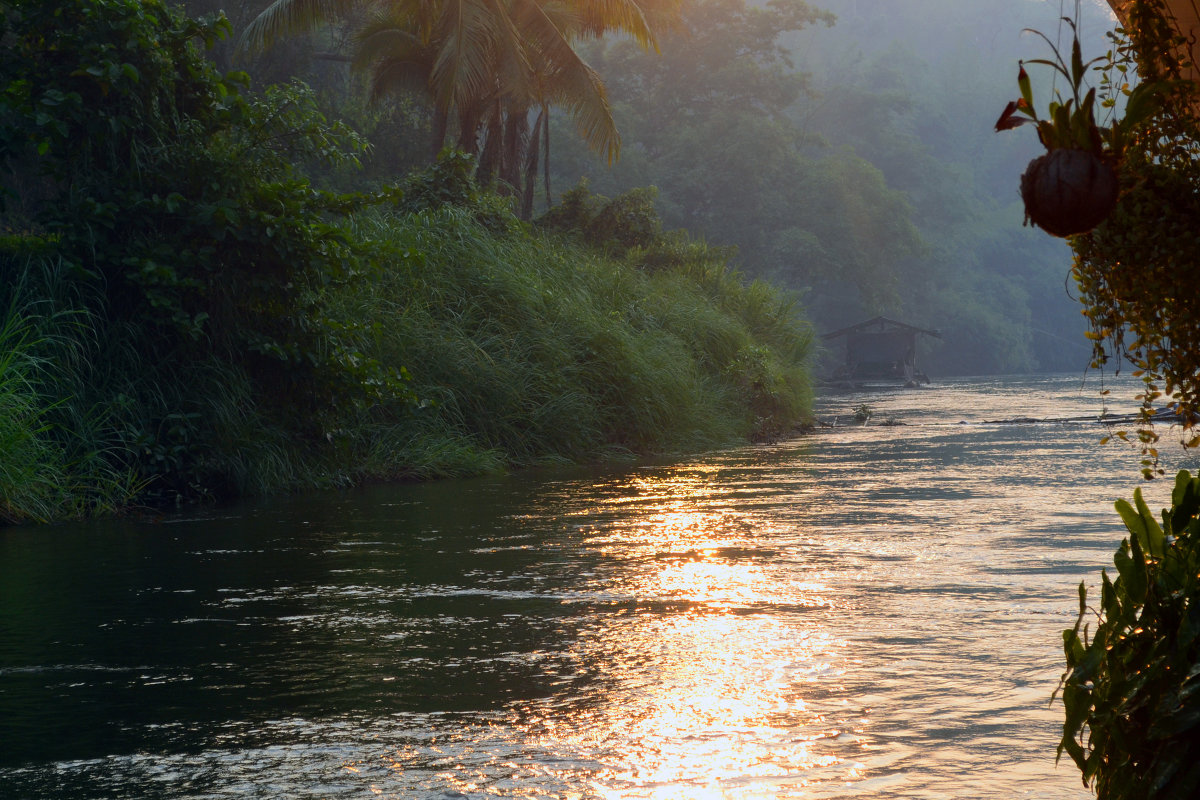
[2,374,1196,799]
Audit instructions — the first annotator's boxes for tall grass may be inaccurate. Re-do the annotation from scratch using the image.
[1,201,814,521]
[327,205,814,479]
[0,286,140,524]
[0,309,63,523]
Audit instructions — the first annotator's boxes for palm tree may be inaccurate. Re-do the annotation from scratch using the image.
[240,0,679,215]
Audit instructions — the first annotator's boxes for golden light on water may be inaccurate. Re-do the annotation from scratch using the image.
[4,376,1168,800]
[578,614,847,799]
[533,468,857,798]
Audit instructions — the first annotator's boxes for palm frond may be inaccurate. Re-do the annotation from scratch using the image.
[549,59,618,161]
[477,0,536,103]
[239,0,360,53]
[352,25,425,73]
[572,0,684,49]
[518,0,618,160]
[431,0,504,112]
[369,57,435,102]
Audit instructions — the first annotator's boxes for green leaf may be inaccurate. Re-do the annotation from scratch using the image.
[1134,488,1166,557]
[1122,80,1166,131]
[1120,535,1147,605]
[1117,497,1146,539]
[1071,34,1085,94]
[1176,471,1196,506]
[1053,101,1073,148]
[1169,471,1199,532]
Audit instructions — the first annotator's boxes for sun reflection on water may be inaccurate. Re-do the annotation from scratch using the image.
[529,467,856,797]
[2,376,1171,800]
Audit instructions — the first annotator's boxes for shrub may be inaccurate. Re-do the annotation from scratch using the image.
[1058,469,1200,799]
[0,0,414,501]
[538,181,662,254]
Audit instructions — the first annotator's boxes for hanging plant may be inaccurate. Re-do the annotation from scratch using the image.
[995,19,1166,237]
[1018,148,1118,237]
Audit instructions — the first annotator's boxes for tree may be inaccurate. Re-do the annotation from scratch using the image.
[1066,0,1200,469]
[549,0,930,315]
[0,0,410,498]
[241,0,680,216]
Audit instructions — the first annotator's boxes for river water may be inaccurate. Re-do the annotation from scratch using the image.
[2,374,1196,799]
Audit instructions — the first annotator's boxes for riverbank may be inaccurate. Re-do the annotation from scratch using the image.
[0,1,812,524]
[0,186,813,524]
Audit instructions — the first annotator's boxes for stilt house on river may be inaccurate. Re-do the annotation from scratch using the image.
[821,316,942,386]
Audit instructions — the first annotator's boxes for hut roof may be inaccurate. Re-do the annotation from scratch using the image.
[820,316,942,341]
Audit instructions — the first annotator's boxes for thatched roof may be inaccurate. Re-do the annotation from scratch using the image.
[821,316,942,341]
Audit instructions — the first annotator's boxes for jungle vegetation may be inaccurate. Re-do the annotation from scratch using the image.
[547,0,1109,376]
[0,0,1130,522]
[0,0,811,522]
[197,0,1104,376]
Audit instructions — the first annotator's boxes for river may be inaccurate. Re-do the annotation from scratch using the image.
[1,373,1195,799]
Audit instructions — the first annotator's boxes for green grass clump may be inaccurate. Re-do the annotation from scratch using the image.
[0,292,140,524]
[325,203,813,480]
[0,183,813,521]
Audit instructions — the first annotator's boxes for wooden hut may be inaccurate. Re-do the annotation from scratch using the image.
[821,316,942,386]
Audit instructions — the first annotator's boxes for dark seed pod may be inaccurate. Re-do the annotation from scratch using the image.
[1019,149,1119,237]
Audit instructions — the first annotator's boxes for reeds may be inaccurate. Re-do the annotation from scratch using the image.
[329,205,814,479]
[0,262,141,523]
[0,199,813,520]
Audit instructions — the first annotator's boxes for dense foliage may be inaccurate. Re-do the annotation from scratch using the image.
[551,0,924,312]
[0,0,812,522]
[238,0,684,217]
[330,186,812,479]
[548,0,1092,375]
[0,0,412,502]
[179,0,1096,378]
[1058,470,1200,799]
[1070,0,1200,468]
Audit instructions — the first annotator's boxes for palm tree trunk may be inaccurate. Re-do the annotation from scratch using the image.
[500,110,528,194]
[542,108,551,211]
[431,107,449,160]
[476,101,504,186]
[521,107,544,220]
[456,102,483,158]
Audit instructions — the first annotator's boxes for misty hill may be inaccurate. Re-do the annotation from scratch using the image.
[549,0,1121,375]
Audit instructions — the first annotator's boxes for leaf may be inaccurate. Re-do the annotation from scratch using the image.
[1122,80,1166,131]
[995,100,1033,131]
[1117,497,1146,539]
[1018,61,1035,108]
[1120,535,1147,604]
[1071,34,1085,94]
[1134,488,1166,557]
[1052,101,1074,148]
[1172,470,1193,508]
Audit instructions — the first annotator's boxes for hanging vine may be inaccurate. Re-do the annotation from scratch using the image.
[1069,0,1200,477]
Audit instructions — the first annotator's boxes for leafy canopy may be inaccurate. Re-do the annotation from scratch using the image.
[1068,0,1200,474]
[0,0,413,497]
